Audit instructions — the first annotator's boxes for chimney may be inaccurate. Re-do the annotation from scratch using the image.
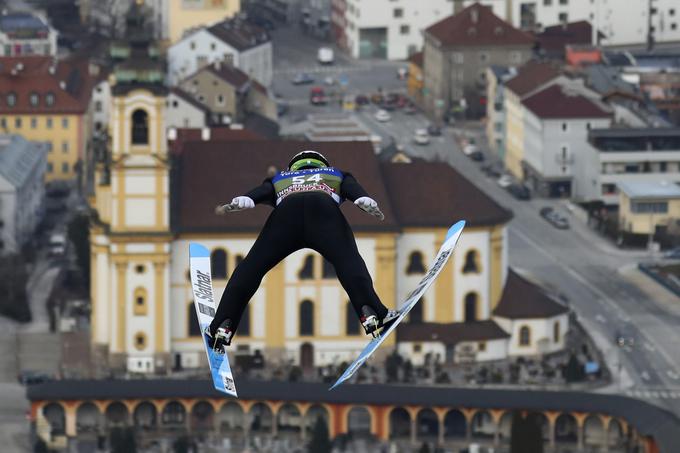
[201,127,211,141]
[59,81,66,90]
[167,127,177,140]
[214,60,221,71]
[471,7,479,23]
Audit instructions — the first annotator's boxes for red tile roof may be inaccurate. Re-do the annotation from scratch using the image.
[0,56,96,114]
[535,20,593,57]
[206,63,250,89]
[522,84,610,119]
[168,127,265,155]
[425,3,534,48]
[172,141,514,233]
[504,60,561,97]
[493,269,569,319]
[379,159,513,228]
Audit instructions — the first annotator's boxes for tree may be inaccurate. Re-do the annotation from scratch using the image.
[511,412,543,453]
[563,353,584,383]
[308,416,332,453]
[0,254,31,322]
[68,213,90,287]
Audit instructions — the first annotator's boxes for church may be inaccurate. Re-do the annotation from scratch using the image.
[88,1,569,374]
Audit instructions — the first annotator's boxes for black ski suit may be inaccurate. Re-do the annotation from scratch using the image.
[209,170,389,336]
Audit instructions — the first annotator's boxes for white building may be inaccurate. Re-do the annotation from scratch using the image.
[167,18,272,86]
[462,0,680,47]
[590,128,680,205]
[166,88,209,129]
[0,12,57,57]
[91,79,111,134]
[521,83,612,199]
[337,0,454,59]
[0,135,47,255]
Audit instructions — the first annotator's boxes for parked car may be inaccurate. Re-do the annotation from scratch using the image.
[469,151,485,161]
[463,143,478,156]
[374,109,391,122]
[481,162,503,178]
[539,207,554,217]
[507,183,531,200]
[17,370,53,385]
[309,87,327,105]
[427,125,442,136]
[276,101,289,116]
[292,73,314,85]
[663,247,680,259]
[370,93,384,104]
[403,103,417,114]
[540,208,569,229]
[413,129,430,145]
[355,94,369,105]
[497,174,513,188]
[615,324,636,348]
[324,76,335,86]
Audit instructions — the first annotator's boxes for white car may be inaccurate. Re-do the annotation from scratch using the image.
[497,174,514,188]
[463,143,478,155]
[413,129,430,145]
[374,109,391,122]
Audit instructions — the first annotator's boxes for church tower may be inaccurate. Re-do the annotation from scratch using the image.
[90,0,172,373]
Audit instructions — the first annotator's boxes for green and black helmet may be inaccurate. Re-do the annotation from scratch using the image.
[288,150,330,171]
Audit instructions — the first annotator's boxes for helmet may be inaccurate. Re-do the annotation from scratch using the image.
[288,150,330,171]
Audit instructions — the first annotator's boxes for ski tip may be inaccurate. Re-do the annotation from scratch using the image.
[328,381,341,391]
[445,220,466,240]
[189,242,210,258]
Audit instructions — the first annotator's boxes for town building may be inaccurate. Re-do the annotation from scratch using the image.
[167,17,272,86]
[165,88,209,129]
[28,379,674,453]
[406,51,424,106]
[334,0,454,60]
[178,61,277,125]
[423,3,535,120]
[618,181,680,238]
[485,65,514,159]
[534,20,593,60]
[0,56,97,181]
[589,128,680,205]
[0,11,57,57]
[520,83,612,199]
[459,0,680,48]
[0,135,47,255]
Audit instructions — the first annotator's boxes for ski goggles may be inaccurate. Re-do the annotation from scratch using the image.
[289,158,328,171]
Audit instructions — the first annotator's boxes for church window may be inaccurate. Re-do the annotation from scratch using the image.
[235,254,244,267]
[346,302,360,335]
[134,332,147,350]
[298,255,315,280]
[463,250,480,273]
[135,264,146,274]
[519,325,531,346]
[406,251,426,274]
[322,259,336,279]
[188,304,200,336]
[133,287,148,316]
[211,248,228,279]
[553,321,560,343]
[131,109,149,144]
[299,300,314,336]
[464,292,477,322]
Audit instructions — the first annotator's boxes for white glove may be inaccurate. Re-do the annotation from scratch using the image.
[215,196,254,215]
[354,196,378,210]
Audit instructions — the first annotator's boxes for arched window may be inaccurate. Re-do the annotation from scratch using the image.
[131,109,149,144]
[464,293,477,322]
[408,299,423,323]
[134,332,147,350]
[211,248,227,279]
[519,325,531,346]
[553,321,560,343]
[462,250,480,273]
[322,259,336,279]
[298,255,314,280]
[406,251,426,274]
[346,302,360,335]
[299,300,314,336]
[239,305,250,336]
[188,304,200,337]
[133,287,148,316]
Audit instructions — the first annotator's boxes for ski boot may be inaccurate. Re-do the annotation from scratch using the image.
[361,306,400,338]
[204,319,233,353]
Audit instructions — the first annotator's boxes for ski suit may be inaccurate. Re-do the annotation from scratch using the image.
[209,166,389,336]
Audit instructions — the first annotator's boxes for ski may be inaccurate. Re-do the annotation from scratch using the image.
[189,243,238,397]
[330,220,466,390]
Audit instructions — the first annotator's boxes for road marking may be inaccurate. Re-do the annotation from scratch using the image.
[641,371,650,381]
[510,227,680,378]
[644,342,656,352]
[595,314,606,323]
[668,370,679,380]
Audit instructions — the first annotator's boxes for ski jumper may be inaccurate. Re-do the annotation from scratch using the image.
[209,167,389,336]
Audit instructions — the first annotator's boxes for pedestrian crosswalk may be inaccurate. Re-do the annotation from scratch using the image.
[274,64,371,76]
[625,389,680,400]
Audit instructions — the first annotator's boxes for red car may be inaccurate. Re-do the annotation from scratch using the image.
[309,87,327,105]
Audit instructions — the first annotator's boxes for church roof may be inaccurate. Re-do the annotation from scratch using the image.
[396,320,510,345]
[172,141,513,233]
[493,269,569,319]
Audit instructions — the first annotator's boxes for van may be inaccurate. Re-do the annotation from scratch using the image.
[317,47,334,65]
[48,233,67,257]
